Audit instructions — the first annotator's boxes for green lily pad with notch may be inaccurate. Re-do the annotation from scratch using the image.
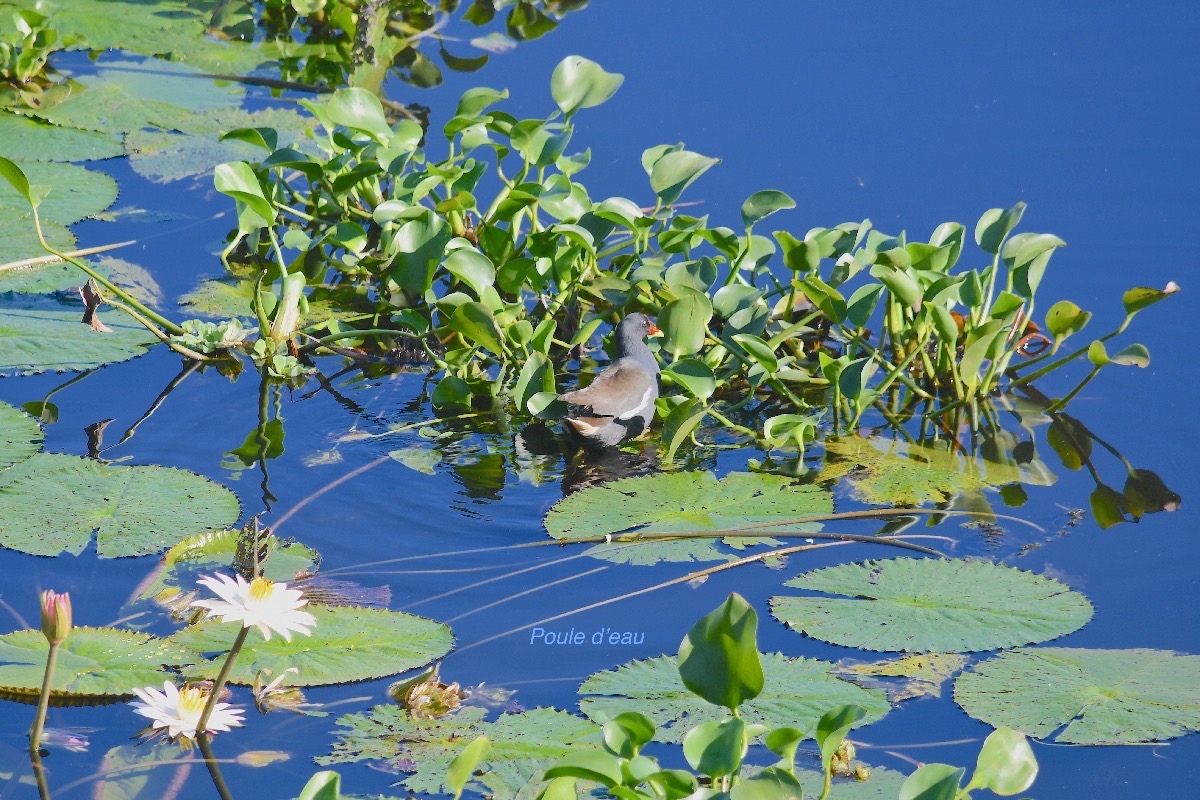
[770,558,1093,653]
[0,161,119,225]
[543,471,833,565]
[174,605,453,687]
[954,647,1200,744]
[579,653,889,744]
[0,402,41,471]
[0,627,198,703]
[318,705,602,796]
[0,453,240,557]
[819,436,1053,507]
[0,308,159,376]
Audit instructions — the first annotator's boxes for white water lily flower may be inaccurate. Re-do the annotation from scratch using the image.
[130,681,244,740]
[192,573,317,641]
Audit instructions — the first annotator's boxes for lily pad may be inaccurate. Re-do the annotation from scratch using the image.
[318,705,602,796]
[127,107,316,182]
[0,308,159,376]
[819,437,1053,507]
[31,2,208,53]
[0,453,241,557]
[0,402,41,471]
[179,261,370,323]
[0,161,119,225]
[135,527,319,604]
[0,627,198,702]
[579,653,889,743]
[795,766,908,799]
[0,208,75,265]
[0,113,123,162]
[954,647,1200,744]
[174,605,453,687]
[770,558,1093,653]
[0,256,161,303]
[543,471,833,565]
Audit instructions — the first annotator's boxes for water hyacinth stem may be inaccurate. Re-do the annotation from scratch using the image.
[197,625,250,736]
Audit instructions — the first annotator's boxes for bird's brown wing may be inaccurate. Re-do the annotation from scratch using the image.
[558,361,656,419]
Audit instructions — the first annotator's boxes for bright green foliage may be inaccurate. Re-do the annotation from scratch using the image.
[174,605,453,687]
[543,471,832,565]
[0,627,198,700]
[954,647,1200,744]
[579,653,889,744]
[677,593,764,711]
[772,558,1093,653]
[0,453,240,557]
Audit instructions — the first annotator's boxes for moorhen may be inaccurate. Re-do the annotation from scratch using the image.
[558,313,661,446]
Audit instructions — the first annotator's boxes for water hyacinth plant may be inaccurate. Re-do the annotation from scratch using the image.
[0,54,1177,455]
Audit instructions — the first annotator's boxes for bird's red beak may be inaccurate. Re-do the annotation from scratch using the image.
[647,322,662,336]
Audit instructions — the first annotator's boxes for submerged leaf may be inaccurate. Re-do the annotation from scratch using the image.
[579,653,889,744]
[954,647,1200,744]
[543,471,832,565]
[771,558,1092,653]
[819,436,1052,506]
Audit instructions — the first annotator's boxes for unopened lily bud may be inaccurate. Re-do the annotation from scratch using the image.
[40,590,72,645]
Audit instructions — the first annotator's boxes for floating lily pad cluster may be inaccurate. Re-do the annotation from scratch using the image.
[0,399,453,705]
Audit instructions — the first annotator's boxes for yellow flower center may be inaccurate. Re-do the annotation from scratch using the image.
[178,685,209,718]
[248,576,276,601]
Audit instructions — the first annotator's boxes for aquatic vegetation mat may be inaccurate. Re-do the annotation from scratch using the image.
[319,705,602,796]
[543,471,833,565]
[578,653,889,743]
[770,557,1093,653]
[954,647,1200,745]
[0,453,241,557]
[174,605,454,687]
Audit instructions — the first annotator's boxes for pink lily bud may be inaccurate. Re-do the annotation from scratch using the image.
[40,590,72,645]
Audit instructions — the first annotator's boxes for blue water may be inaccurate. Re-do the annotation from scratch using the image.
[1,1,1198,797]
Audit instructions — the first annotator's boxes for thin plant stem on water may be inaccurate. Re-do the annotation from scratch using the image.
[29,590,71,756]
[188,573,317,735]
